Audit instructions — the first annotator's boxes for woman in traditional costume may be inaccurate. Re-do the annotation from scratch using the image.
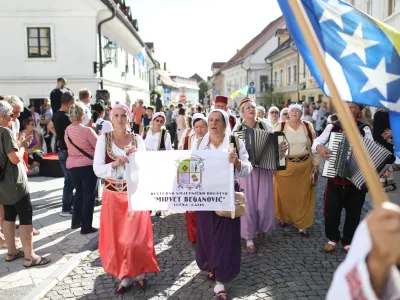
[142,111,172,217]
[142,112,172,151]
[185,113,208,246]
[233,98,275,253]
[93,104,159,294]
[274,104,319,237]
[178,115,193,150]
[280,107,289,122]
[195,109,252,300]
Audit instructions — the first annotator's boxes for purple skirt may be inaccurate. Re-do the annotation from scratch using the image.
[196,211,241,282]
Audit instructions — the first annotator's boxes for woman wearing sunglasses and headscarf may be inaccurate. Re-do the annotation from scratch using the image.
[195,109,252,300]
[142,112,172,217]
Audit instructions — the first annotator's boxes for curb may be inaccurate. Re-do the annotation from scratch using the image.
[23,235,99,300]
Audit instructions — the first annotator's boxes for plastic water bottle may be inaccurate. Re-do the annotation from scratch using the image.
[115,166,124,190]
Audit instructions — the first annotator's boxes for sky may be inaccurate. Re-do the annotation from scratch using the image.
[127,0,282,80]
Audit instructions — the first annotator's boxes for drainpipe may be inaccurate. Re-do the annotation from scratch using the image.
[148,66,157,91]
[240,62,250,97]
[98,8,116,89]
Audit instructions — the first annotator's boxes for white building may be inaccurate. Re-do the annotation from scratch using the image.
[170,76,200,105]
[349,0,399,29]
[220,16,285,106]
[0,0,158,108]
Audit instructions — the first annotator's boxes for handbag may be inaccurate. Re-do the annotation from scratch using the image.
[66,130,94,160]
[216,191,247,218]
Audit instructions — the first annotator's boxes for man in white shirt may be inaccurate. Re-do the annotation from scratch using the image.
[312,103,372,254]
[78,89,92,126]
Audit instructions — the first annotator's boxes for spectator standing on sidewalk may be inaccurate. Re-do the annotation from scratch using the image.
[0,100,51,267]
[133,100,145,134]
[50,77,68,113]
[65,103,98,234]
[39,98,53,153]
[78,89,93,127]
[52,92,75,217]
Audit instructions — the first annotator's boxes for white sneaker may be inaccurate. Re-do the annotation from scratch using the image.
[60,211,72,217]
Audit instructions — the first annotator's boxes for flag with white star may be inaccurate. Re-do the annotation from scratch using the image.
[277,0,400,156]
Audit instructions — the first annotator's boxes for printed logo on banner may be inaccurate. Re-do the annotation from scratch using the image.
[176,155,204,190]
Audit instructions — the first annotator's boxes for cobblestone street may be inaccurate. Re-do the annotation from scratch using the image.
[42,175,354,300]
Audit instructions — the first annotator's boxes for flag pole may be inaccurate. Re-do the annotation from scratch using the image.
[288,0,389,205]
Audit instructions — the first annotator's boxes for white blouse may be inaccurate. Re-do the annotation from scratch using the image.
[93,134,146,180]
[196,133,252,178]
[143,128,172,151]
[284,125,309,158]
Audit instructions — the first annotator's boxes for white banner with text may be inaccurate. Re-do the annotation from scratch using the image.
[126,150,235,212]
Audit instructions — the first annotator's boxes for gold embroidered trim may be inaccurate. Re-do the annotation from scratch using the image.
[106,132,137,160]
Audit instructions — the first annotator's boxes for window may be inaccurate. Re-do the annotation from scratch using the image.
[260,76,269,92]
[114,48,119,68]
[132,59,136,75]
[288,67,292,84]
[280,69,283,85]
[293,65,297,83]
[366,0,372,14]
[274,71,278,85]
[388,0,396,16]
[27,27,51,58]
[303,60,306,78]
[29,98,45,112]
[125,53,129,73]
[318,94,323,102]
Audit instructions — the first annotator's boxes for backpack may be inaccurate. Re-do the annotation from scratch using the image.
[95,120,104,135]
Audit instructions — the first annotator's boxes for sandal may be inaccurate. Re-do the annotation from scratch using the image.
[207,272,215,281]
[114,283,133,295]
[5,250,24,262]
[33,228,40,236]
[23,255,51,268]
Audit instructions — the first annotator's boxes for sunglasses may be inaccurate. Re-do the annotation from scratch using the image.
[154,119,164,123]
[270,111,278,114]
[283,113,289,116]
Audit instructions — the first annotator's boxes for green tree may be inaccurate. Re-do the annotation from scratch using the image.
[259,92,284,108]
[198,81,208,104]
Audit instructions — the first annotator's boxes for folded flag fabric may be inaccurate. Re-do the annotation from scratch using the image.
[137,47,146,71]
[277,0,400,156]
[230,85,249,100]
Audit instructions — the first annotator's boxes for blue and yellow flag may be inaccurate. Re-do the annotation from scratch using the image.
[277,0,400,156]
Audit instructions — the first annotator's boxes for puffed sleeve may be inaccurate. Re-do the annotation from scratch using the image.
[93,134,114,178]
[135,134,146,152]
[165,132,173,150]
[235,139,252,178]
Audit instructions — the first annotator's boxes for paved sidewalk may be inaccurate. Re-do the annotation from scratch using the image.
[40,170,400,300]
[0,177,100,300]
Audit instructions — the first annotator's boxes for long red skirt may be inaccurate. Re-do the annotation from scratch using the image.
[99,190,160,280]
[186,211,197,243]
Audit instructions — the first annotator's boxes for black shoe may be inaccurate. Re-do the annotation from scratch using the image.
[71,224,81,229]
[80,227,98,235]
[95,199,102,206]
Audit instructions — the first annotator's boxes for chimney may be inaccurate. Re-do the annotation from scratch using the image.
[164,62,167,71]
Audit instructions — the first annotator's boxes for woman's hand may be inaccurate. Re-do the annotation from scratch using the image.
[229,149,241,172]
[366,203,400,297]
[124,145,138,156]
[316,144,330,160]
[111,156,128,169]
[18,133,33,149]
[382,129,392,140]
[280,143,289,152]
[311,165,319,175]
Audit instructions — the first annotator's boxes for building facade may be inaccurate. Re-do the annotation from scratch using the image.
[170,76,200,105]
[220,16,286,107]
[0,0,158,107]
[207,62,226,104]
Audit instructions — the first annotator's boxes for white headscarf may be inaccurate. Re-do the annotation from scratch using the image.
[267,106,280,125]
[288,103,303,114]
[192,113,207,127]
[197,109,230,150]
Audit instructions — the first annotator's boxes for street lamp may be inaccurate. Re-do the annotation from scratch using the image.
[93,41,118,73]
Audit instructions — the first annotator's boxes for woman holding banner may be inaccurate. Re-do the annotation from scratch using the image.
[196,109,252,300]
[93,104,159,295]
[142,111,172,217]
[185,113,208,246]
[233,98,275,253]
